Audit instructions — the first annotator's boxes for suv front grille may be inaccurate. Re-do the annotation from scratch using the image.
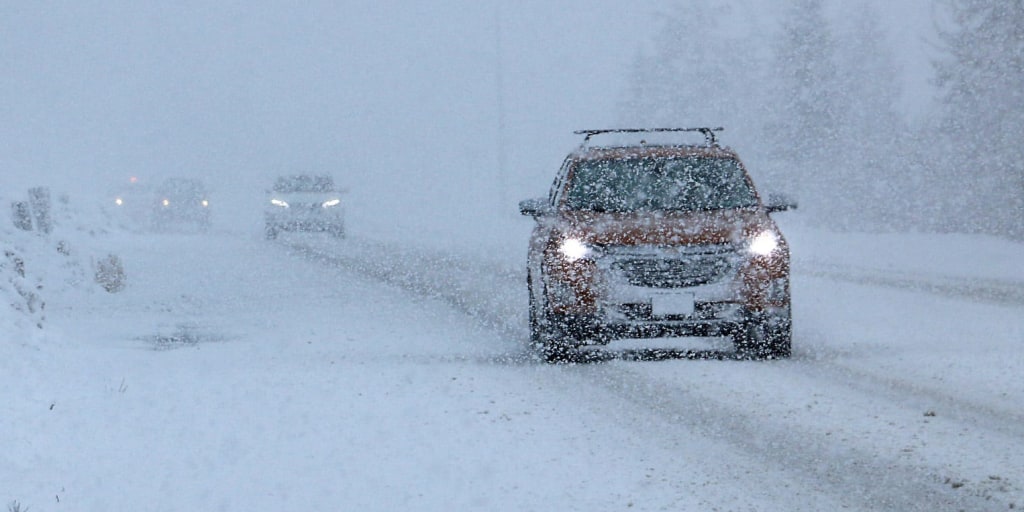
[609,245,738,288]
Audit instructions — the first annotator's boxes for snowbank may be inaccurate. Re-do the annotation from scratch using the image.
[1,187,126,347]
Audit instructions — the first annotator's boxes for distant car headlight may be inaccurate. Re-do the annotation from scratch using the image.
[558,238,593,262]
[114,197,123,206]
[201,199,209,207]
[748,231,780,256]
[321,198,341,208]
[270,198,289,208]
[162,198,170,207]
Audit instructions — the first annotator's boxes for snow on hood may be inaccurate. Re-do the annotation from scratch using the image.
[558,208,771,247]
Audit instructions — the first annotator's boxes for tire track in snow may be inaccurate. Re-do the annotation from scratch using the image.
[792,268,1024,442]
[282,237,532,358]
[795,259,1024,307]
[802,354,1024,442]
[280,235,1017,511]
[563,362,1011,512]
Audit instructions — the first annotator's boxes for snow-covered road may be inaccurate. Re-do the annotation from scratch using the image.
[4,227,1022,511]
[289,229,1024,511]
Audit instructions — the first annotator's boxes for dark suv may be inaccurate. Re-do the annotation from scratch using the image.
[152,177,211,231]
[520,128,796,360]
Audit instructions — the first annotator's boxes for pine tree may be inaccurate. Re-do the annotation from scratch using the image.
[619,2,757,135]
[934,0,1024,238]
[832,1,911,231]
[764,0,848,224]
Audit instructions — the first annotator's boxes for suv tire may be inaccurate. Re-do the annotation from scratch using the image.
[528,273,578,362]
[735,311,792,360]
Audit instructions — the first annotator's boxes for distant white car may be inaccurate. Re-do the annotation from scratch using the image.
[264,175,345,239]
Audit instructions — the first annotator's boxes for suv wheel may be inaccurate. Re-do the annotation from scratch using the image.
[528,273,577,362]
[735,310,792,360]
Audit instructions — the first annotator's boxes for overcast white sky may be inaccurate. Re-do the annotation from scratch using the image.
[1,0,937,235]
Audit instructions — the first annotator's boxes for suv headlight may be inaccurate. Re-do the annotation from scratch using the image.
[748,231,779,257]
[321,198,341,208]
[558,238,593,262]
[270,198,289,208]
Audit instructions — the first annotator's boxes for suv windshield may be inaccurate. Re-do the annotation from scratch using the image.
[273,175,335,193]
[565,156,758,212]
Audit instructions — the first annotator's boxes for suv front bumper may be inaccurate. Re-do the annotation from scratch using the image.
[551,302,790,346]
[265,211,344,232]
[542,244,790,345]
[553,301,746,345]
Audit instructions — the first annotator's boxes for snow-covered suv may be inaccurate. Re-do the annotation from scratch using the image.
[520,128,796,361]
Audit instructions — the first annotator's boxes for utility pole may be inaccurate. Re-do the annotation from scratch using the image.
[494,2,508,214]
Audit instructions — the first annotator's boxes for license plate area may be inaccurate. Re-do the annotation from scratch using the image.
[651,292,695,317]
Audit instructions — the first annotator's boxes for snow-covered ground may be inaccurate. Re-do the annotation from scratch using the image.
[3,201,1022,511]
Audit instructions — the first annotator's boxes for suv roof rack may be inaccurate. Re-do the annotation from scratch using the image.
[574,127,724,147]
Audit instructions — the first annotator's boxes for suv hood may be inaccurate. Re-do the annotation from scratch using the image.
[558,208,769,247]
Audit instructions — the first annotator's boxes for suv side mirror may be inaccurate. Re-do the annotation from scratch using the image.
[765,193,797,213]
[519,198,552,217]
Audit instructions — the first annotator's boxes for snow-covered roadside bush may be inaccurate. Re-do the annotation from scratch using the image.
[2,187,126,342]
[1,242,45,331]
[2,209,47,335]
[93,253,126,293]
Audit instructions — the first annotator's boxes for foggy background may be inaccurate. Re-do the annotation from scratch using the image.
[3,0,1020,245]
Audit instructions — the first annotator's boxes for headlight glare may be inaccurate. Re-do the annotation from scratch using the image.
[270,198,289,208]
[558,238,592,262]
[322,198,341,208]
[749,231,779,256]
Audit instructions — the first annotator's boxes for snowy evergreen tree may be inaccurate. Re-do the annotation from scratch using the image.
[832,1,912,231]
[763,0,848,225]
[618,2,760,138]
[934,0,1024,238]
